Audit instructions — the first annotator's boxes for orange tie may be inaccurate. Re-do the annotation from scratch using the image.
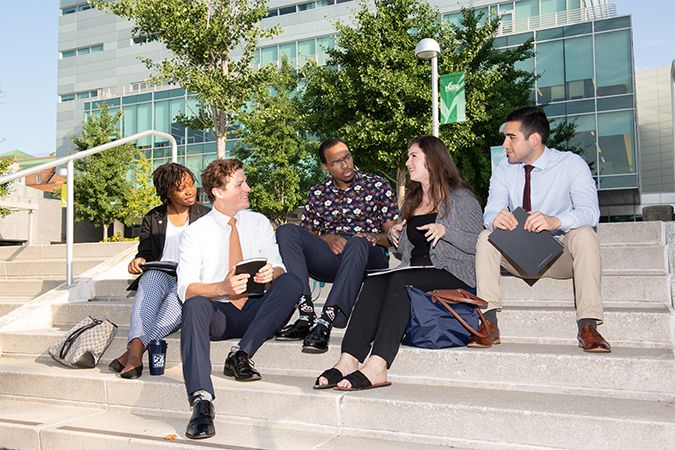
[228,217,248,310]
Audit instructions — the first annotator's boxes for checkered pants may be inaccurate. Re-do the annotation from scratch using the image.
[128,269,182,347]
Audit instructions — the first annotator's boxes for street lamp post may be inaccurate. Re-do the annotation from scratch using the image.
[415,38,441,137]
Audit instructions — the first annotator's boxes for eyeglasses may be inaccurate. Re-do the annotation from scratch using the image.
[326,153,353,168]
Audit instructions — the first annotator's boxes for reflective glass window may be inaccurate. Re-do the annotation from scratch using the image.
[261,46,278,66]
[279,6,296,15]
[597,94,633,111]
[564,35,593,100]
[507,32,532,46]
[61,94,75,102]
[594,16,631,32]
[298,39,316,66]
[123,104,137,137]
[566,99,594,114]
[90,44,103,53]
[61,50,76,58]
[537,27,563,41]
[279,43,296,65]
[541,0,566,15]
[78,47,90,55]
[566,114,597,174]
[154,100,170,147]
[444,12,463,27]
[317,36,335,65]
[186,155,203,187]
[186,96,206,144]
[598,174,637,189]
[595,30,632,96]
[297,2,315,11]
[563,22,591,36]
[536,40,565,103]
[568,0,581,9]
[170,98,186,145]
[137,103,152,147]
[597,110,635,175]
[515,0,539,19]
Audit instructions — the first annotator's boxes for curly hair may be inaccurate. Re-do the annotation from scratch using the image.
[201,158,244,203]
[401,135,476,220]
[152,163,196,204]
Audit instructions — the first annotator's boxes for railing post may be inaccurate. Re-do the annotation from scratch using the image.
[66,160,74,286]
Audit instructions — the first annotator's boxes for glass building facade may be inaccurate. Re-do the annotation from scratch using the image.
[57,0,640,211]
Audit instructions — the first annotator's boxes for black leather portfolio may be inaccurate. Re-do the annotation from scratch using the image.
[488,207,564,278]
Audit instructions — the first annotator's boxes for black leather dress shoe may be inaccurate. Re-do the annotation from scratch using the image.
[120,365,143,379]
[275,319,312,341]
[302,323,331,354]
[185,399,215,439]
[223,350,261,381]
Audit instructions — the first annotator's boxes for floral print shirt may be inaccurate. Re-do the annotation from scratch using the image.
[301,171,399,235]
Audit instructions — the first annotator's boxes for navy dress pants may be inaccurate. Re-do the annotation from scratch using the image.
[276,224,388,327]
[181,273,302,399]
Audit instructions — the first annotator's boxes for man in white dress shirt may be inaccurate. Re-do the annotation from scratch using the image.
[473,106,611,354]
[177,158,302,440]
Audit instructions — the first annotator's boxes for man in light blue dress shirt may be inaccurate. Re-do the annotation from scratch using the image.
[473,106,611,353]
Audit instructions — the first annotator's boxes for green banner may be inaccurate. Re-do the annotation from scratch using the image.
[440,72,466,124]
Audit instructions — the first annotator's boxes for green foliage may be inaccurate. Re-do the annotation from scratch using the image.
[71,104,138,241]
[0,159,12,217]
[548,119,592,169]
[108,231,139,242]
[124,151,161,226]
[233,59,321,224]
[302,1,535,198]
[92,0,279,157]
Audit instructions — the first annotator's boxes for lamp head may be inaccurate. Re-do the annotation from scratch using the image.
[415,38,441,60]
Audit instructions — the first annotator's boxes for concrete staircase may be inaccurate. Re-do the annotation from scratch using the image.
[0,242,137,319]
[0,222,674,449]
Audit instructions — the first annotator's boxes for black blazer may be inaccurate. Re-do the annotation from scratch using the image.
[135,203,211,262]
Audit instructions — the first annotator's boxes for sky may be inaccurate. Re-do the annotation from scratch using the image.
[0,0,674,157]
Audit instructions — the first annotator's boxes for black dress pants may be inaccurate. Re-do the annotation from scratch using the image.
[341,268,469,368]
[276,223,388,327]
[181,273,302,398]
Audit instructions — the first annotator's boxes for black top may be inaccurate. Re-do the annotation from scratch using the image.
[135,203,211,262]
[407,212,437,266]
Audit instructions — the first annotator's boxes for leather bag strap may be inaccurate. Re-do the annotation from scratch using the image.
[432,296,489,339]
[59,317,102,359]
[428,289,488,308]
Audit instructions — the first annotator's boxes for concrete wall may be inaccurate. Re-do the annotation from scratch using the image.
[0,184,63,245]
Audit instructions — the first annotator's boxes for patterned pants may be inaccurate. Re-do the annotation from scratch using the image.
[128,269,182,347]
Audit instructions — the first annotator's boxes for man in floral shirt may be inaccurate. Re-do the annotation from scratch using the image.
[276,139,399,353]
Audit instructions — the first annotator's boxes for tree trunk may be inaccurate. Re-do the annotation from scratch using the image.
[102,221,108,242]
[216,136,226,159]
[396,165,406,207]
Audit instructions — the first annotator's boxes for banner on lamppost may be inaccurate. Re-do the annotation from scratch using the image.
[440,72,466,124]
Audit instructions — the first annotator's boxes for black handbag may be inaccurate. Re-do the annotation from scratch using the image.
[402,286,488,349]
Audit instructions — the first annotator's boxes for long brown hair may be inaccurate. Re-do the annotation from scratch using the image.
[400,135,475,220]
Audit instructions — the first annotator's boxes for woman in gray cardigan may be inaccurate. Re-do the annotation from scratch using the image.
[314,135,483,391]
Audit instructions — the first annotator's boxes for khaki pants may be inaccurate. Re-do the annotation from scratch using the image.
[475,226,603,322]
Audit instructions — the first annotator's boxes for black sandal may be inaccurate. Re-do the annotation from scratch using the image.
[334,370,391,391]
[313,368,343,390]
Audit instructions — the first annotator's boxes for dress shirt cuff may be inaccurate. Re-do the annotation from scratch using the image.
[555,212,574,233]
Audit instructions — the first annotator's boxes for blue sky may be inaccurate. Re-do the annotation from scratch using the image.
[0,0,673,157]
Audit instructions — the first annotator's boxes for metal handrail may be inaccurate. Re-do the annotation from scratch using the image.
[0,130,178,286]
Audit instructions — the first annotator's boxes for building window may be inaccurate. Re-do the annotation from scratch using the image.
[61,3,91,15]
[595,30,632,96]
[60,43,104,59]
[60,90,99,102]
[597,110,636,176]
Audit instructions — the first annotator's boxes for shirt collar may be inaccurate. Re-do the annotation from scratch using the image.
[525,146,551,171]
[326,170,364,192]
[210,207,241,228]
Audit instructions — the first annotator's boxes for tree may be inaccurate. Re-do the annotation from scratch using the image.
[124,151,161,226]
[0,159,12,217]
[302,1,534,198]
[93,0,279,158]
[71,104,138,241]
[233,59,321,225]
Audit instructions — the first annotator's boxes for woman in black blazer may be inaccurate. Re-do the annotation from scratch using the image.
[109,163,210,379]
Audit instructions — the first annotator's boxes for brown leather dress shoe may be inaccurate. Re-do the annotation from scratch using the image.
[577,323,611,353]
[467,318,500,348]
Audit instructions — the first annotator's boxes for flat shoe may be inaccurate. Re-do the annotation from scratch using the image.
[334,370,391,391]
[108,359,124,373]
[120,365,143,379]
[313,368,344,390]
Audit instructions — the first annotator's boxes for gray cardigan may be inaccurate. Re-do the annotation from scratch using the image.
[397,187,483,287]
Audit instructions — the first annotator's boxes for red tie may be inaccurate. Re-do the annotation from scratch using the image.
[522,165,534,212]
[228,217,247,310]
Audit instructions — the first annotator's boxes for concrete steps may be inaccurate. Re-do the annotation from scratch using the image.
[0,222,673,448]
[0,358,672,449]
[0,398,446,450]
